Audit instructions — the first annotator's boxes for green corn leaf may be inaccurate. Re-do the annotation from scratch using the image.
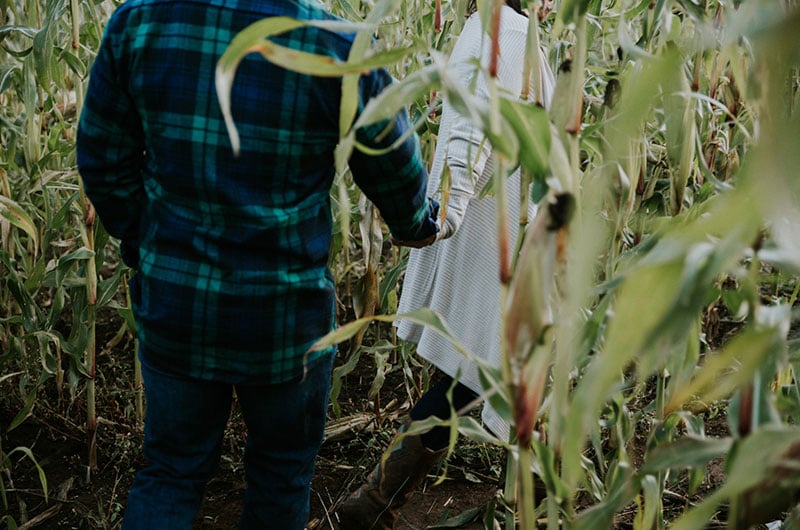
[33,330,61,374]
[666,326,783,414]
[664,62,695,215]
[255,39,413,78]
[307,308,469,357]
[0,255,35,325]
[351,63,442,130]
[8,391,36,432]
[56,246,94,264]
[640,436,732,474]
[0,193,39,250]
[116,305,137,335]
[669,427,800,530]
[0,64,20,93]
[636,474,661,530]
[32,0,65,88]
[217,0,412,155]
[333,0,362,22]
[340,0,404,137]
[455,415,504,445]
[0,24,37,40]
[558,0,596,25]
[328,345,364,418]
[96,266,124,308]
[532,439,571,501]
[758,244,800,276]
[439,64,519,164]
[426,507,483,529]
[22,254,46,293]
[0,371,23,384]
[44,286,66,330]
[367,348,389,400]
[563,186,759,485]
[477,363,512,426]
[378,256,407,313]
[59,48,86,77]
[1,516,20,530]
[4,446,47,503]
[216,16,371,155]
[573,462,636,530]
[498,97,550,179]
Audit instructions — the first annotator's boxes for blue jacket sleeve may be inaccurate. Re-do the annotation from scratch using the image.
[348,68,438,242]
[76,17,146,269]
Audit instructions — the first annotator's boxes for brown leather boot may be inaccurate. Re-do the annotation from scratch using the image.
[338,421,447,530]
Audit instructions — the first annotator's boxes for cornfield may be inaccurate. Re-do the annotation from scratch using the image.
[2,0,799,528]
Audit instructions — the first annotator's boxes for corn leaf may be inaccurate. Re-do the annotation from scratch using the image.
[558,0,598,25]
[307,308,468,357]
[669,428,800,530]
[667,327,784,414]
[0,195,39,248]
[352,63,442,130]
[640,436,732,474]
[573,463,636,530]
[4,446,47,502]
[216,16,370,155]
[498,97,550,179]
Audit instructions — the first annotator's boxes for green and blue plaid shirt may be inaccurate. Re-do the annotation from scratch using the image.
[77,0,437,383]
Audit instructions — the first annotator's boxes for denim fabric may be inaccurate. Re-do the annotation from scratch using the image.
[122,350,335,530]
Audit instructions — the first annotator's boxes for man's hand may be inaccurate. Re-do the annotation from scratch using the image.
[391,197,439,248]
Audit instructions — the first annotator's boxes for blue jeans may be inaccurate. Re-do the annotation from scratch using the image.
[122,351,335,530]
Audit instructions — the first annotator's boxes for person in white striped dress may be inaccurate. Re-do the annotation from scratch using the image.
[339,2,555,528]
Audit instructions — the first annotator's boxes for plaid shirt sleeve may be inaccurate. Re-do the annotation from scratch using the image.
[350,68,438,242]
[76,19,146,269]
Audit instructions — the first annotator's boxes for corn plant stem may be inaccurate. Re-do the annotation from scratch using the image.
[518,444,536,530]
[86,303,97,473]
[134,339,143,424]
[788,277,800,308]
[728,243,765,527]
[0,168,9,199]
[645,2,655,52]
[524,2,543,105]
[516,0,539,242]
[70,0,79,49]
[655,373,667,530]
[511,170,530,272]
[75,69,85,119]
[568,15,587,137]
[552,13,588,526]
[546,495,560,530]
[78,179,98,472]
[488,37,513,393]
[504,448,517,530]
[0,168,10,263]
[56,339,64,406]
[337,176,352,301]
[124,271,144,424]
[26,0,41,27]
[483,4,520,528]
[495,158,514,456]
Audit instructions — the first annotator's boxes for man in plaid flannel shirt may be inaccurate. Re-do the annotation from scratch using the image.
[77,0,438,527]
